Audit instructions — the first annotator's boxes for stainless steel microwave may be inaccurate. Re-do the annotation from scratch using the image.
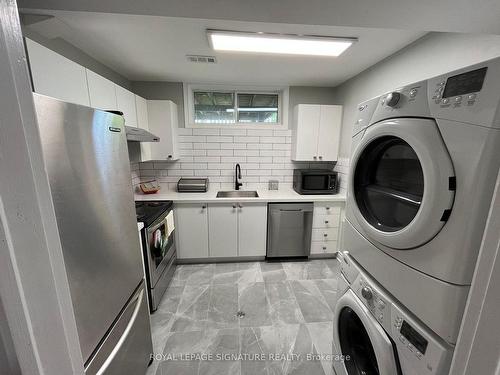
[293,169,339,195]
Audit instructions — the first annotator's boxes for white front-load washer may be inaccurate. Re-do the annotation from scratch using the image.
[344,58,500,344]
[333,252,454,375]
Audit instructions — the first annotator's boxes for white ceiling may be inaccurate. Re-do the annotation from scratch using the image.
[25,11,425,86]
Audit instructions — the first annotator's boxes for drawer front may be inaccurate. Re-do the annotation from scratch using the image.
[312,228,339,242]
[314,202,342,216]
[313,214,340,229]
[311,241,338,254]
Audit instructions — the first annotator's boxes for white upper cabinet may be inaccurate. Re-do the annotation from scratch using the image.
[292,104,343,162]
[86,69,117,110]
[317,105,343,161]
[135,95,152,161]
[147,100,179,161]
[115,85,138,128]
[26,38,90,107]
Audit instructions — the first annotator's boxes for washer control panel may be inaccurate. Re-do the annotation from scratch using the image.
[347,254,453,375]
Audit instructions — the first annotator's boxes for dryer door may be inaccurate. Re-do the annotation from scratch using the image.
[333,290,400,375]
[348,118,455,249]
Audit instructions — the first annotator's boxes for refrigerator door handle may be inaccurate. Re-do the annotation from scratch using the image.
[95,289,144,375]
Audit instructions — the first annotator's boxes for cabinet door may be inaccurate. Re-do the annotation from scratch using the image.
[115,85,138,127]
[26,39,90,106]
[317,105,342,161]
[175,204,209,259]
[86,69,117,110]
[147,100,179,161]
[238,203,267,257]
[208,204,238,257]
[292,104,320,161]
[135,95,152,161]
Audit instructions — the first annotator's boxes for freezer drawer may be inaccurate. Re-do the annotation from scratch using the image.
[85,281,153,375]
[267,203,313,258]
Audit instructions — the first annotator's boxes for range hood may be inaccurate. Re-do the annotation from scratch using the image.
[125,126,160,142]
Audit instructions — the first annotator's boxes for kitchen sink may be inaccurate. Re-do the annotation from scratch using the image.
[216,190,259,198]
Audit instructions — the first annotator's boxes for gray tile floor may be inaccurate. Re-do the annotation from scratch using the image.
[147,259,340,375]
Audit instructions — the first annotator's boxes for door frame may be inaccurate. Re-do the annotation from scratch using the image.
[0,1,84,373]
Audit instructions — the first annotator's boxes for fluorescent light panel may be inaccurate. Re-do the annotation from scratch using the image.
[208,31,356,57]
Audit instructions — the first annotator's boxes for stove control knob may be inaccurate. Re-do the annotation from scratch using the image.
[361,286,373,300]
[386,92,401,107]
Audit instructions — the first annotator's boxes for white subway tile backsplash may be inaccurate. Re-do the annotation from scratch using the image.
[273,143,292,150]
[234,136,259,143]
[221,156,245,163]
[220,129,247,136]
[247,156,273,163]
[234,149,259,157]
[195,170,220,176]
[247,143,273,150]
[178,135,206,143]
[207,149,233,156]
[193,142,220,150]
[177,128,193,136]
[181,149,207,156]
[194,156,221,163]
[247,169,272,176]
[240,163,260,169]
[261,136,285,144]
[167,169,194,176]
[221,143,246,150]
[206,136,233,143]
[207,163,234,170]
[192,128,220,136]
[273,130,292,137]
[133,130,337,190]
[247,129,274,136]
[181,163,207,170]
[178,142,193,150]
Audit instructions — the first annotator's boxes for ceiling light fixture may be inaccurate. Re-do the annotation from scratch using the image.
[207,30,357,57]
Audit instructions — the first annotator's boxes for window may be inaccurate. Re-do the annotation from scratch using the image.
[185,84,287,128]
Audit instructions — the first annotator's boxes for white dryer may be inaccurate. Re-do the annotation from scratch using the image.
[333,252,454,375]
[345,58,500,344]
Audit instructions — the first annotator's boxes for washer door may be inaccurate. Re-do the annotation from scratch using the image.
[348,118,455,249]
[334,290,400,375]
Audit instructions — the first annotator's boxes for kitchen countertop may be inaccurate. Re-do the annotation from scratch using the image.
[134,187,346,204]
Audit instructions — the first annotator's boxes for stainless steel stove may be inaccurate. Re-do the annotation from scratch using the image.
[135,201,176,312]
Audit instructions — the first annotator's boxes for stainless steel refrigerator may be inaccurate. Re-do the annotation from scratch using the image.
[33,94,153,375]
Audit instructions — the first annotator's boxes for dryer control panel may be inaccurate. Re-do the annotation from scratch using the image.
[348,254,453,375]
[360,57,500,129]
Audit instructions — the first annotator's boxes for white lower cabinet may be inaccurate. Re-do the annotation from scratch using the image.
[207,202,267,258]
[208,204,238,257]
[310,201,344,255]
[238,203,267,257]
[175,203,209,259]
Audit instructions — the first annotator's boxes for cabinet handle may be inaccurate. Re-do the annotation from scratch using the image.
[325,220,329,224]
[326,207,330,210]
[202,205,206,209]
[322,246,327,250]
[313,156,317,160]
[238,204,242,209]
[319,156,323,160]
[232,205,237,209]
[167,155,172,159]
[324,233,328,237]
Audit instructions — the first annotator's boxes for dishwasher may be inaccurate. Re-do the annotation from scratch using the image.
[267,203,313,258]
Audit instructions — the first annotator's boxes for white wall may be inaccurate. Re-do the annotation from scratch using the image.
[335,32,500,158]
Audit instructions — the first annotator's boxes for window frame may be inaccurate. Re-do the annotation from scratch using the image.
[184,83,289,129]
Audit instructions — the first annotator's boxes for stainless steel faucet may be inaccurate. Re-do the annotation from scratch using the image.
[235,163,243,190]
